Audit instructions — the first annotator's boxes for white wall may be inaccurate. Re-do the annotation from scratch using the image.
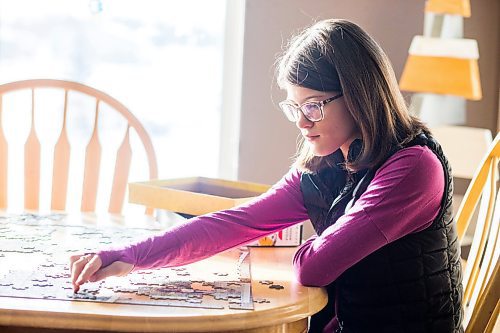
[236,0,424,184]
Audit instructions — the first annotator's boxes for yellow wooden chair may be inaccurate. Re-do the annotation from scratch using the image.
[432,126,493,246]
[0,79,158,215]
[454,132,499,332]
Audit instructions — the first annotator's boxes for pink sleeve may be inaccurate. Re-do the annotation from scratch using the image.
[98,168,309,270]
[293,146,445,286]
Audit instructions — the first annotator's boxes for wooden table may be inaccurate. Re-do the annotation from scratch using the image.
[0,213,327,333]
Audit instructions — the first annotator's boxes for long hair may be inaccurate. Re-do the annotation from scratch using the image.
[276,19,429,172]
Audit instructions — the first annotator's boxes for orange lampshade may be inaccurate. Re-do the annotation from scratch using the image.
[425,0,471,17]
[399,36,482,100]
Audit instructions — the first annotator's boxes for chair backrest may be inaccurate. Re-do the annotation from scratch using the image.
[432,125,493,180]
[0,79,158,215]
[432,125,493,246]
[454,132,499,332]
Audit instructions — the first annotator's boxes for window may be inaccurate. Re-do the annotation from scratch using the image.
[0,0,226,213]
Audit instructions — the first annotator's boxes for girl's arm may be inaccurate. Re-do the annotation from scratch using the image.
[98,168,309,270]
[293,146,445,286]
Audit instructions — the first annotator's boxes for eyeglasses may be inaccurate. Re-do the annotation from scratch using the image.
[279,93,343,122]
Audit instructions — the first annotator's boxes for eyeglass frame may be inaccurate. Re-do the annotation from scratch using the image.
[278,92,344,122]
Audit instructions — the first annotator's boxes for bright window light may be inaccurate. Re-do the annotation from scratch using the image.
[0,0,226,214]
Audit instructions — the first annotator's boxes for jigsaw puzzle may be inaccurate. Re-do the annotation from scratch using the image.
[0,213,260,310]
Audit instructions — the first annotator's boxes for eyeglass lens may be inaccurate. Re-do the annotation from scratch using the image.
[282,103,322,122]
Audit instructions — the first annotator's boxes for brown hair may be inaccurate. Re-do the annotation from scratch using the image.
[276,19,429,172]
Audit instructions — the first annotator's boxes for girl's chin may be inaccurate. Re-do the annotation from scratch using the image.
[306,141,338,157]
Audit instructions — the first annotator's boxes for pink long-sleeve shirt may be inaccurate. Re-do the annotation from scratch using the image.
[98,145,444,289]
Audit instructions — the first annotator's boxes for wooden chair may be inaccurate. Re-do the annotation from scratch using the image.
[432,125,493,246]
[454,132,499,332]
[0,79,158,215]
[432,125,493,180]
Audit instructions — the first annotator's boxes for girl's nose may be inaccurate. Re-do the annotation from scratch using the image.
[295,110,313,129]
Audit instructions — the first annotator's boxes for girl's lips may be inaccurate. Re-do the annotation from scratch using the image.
[305,135,320,141]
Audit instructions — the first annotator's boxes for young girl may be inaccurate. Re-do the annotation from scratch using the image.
[70,19,463,332]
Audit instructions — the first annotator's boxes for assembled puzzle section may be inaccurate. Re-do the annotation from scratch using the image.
[0,213,261,310]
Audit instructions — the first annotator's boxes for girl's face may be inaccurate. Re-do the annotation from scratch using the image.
[285,85,360,158]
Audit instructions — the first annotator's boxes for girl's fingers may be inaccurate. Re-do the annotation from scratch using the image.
[69,254,132,292]
[90,261,133,282]
[69,254,85,274]
[71,254,100,292]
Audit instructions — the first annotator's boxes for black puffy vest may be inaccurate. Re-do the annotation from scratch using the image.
[301,134,463,333]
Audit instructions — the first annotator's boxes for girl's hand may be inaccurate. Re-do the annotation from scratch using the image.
[69,254,133,293]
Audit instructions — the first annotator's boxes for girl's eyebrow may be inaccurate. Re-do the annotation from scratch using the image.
[287,94,327,105]
[303,94,327,102]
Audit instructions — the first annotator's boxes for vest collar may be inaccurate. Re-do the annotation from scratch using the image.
[329,138,363,170]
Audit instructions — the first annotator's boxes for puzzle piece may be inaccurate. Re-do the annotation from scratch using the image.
[269,284,284,290]
[259,280,273,285]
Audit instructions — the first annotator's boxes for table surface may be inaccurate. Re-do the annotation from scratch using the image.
[0,213,327,332]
